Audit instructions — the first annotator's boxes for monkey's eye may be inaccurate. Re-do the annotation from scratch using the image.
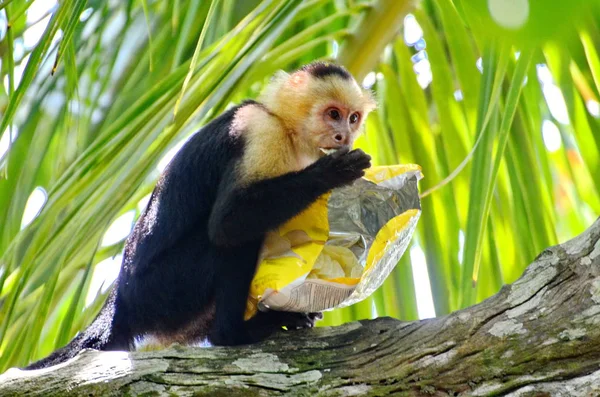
[328,108,341,121]
[349,112,360,124]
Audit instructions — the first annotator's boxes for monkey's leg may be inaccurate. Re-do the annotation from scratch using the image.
[207,241,263,346]
[120,230,216,339]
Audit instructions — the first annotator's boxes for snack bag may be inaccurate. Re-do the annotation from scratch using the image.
[245,164,422,319]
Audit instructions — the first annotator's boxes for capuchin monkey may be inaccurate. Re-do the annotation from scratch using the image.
[25,62,376,370]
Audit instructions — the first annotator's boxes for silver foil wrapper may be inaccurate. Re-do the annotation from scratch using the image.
[324,169,422,308]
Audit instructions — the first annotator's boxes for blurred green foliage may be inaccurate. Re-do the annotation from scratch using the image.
[0,0,598,370]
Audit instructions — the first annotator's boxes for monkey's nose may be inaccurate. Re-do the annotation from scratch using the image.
[333,133,349,145]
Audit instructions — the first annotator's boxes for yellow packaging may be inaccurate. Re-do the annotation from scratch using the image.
[245,164,422,319]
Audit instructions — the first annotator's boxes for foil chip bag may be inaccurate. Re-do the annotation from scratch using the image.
[244,164,422,319]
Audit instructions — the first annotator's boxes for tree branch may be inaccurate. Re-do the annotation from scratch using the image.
[2,218,600,396]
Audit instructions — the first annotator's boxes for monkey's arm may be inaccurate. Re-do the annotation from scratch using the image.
[207,148,370,247]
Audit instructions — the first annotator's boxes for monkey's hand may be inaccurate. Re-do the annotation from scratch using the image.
[311,147,371,189]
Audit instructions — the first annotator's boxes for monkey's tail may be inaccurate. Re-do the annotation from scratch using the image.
[24,286,129,370]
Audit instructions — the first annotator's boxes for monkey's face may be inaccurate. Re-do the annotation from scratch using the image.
[299,76,375,161]
[295,102,363,161]
[299,93,370,162]
[258,67,376,164]
[316,101,363,155]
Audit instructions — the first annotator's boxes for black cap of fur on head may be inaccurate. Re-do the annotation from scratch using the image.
[300,61,352,80]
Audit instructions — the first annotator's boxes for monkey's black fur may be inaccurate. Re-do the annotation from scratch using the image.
[302,61,352,80]
[25,99,370,370]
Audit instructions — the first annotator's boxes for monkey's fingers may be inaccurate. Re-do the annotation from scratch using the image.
[250,311,321,330]
[307,312,323,321]
[337,150,371,175]
[346,149,372,169]
[277,312,321,329]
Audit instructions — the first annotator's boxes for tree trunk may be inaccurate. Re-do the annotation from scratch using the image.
[2,218,600,396]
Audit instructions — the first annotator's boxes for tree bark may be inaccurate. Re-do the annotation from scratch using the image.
[2,218,600,396]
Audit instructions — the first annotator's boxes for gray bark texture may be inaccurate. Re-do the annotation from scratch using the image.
[2,218,600,396]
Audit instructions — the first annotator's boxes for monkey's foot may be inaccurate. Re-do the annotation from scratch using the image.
[280,311,323,330]
[252,310,323,330]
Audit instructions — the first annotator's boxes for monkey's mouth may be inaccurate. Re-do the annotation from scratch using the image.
[319,147,340,156]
